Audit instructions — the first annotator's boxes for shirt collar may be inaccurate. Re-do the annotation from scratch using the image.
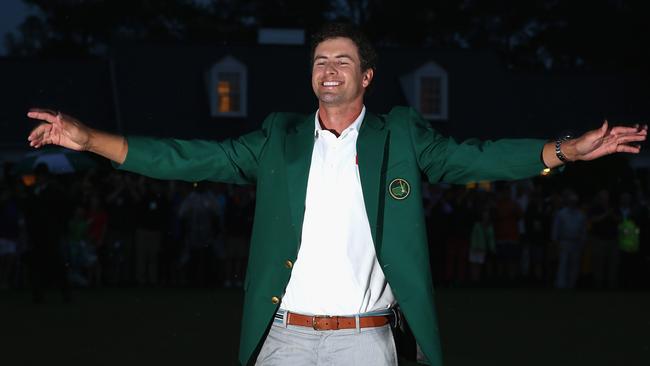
[314,106,366,138]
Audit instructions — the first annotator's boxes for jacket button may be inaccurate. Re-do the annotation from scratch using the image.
[284,260,293,269]
[271,296,280,304]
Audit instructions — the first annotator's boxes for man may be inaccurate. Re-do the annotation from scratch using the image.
[26,23,646,366]
[551,190,587,289]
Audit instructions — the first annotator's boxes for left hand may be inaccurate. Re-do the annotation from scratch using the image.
[565,121,647,161]
[542,121,648,168]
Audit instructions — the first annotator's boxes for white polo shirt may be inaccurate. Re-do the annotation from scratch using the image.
[280,106,396,316]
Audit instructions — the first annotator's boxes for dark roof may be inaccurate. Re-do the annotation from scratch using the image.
[2,43,648,154]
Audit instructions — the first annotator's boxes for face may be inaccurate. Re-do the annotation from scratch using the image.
[311,37,373,107]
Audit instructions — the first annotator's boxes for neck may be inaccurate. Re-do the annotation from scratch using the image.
[317,102,363,136]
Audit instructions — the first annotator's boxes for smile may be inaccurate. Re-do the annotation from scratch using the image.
[322,81,342,87]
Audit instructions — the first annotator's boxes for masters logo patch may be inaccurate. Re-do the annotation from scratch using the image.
[389,178,410,200]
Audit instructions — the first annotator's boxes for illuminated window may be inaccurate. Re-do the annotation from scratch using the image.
[217,72,241,113]
[400,61,448,120]
[208,56,247,117]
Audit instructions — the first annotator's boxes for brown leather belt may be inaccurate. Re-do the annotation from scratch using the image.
[285,312,391,330]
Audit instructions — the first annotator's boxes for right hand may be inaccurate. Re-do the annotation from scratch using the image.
[27,109,91,151]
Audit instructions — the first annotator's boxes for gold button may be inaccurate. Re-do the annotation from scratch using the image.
[271,296,280,304]
[284,260,293,269]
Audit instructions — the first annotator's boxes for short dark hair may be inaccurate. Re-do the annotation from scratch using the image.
[310,23,378,72]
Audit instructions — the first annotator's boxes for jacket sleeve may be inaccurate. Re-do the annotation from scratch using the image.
[404,107,547,184]
[114,113,276,184]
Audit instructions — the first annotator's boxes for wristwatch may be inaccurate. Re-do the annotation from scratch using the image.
[555,134,573,163]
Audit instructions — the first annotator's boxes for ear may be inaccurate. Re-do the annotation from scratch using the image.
[362,68,374,88]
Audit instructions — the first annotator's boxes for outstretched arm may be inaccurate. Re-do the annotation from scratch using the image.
[27,109,128,164]
[541,121,647,168]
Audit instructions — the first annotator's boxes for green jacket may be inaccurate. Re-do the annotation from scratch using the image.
[118,106,546,365]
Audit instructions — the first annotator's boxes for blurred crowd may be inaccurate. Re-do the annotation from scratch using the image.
[424,178,649,290]
[1,162,649,302]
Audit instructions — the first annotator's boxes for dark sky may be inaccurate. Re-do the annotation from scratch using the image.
[0,0,33,55]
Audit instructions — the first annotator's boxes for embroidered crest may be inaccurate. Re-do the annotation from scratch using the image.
[389,178,410,200]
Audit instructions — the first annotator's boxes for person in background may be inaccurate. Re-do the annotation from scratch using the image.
[617,192,641,288]
[551,190,587,289]
[104,171,138,285]
[23,164,71,302]
[0,181,21,289]
[469,207,495,284]
[589,189,620,288]
[524,187,551,285]
[178,182,220,287]
[133,177,169,286]
[493,182,523,282]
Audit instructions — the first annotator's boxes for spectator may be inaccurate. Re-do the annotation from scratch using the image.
[133,177,169,286]
[0,182,21,289]
[443,187,473,286]
[66,203,92,287]
[178,182,221,287]
[551,190,587,289]
[469,208,495,284]
[493,183,523,282]
[524,188,552,285]
[86,192,108,286]
[22,164,71,302]
[223,185,254,288]
[617,192,641,288]
[104,171,138,285]
[589,190,620,288]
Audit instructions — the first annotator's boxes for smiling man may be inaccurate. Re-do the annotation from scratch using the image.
[26,23,646,366]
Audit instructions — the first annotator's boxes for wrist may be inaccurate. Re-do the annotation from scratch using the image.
[562,138,579,162]
[555,135,576,163]
[84,127,96,152]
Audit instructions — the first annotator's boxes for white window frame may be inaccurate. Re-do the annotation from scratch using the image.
[400,61,448,120]
[208,55,247,118]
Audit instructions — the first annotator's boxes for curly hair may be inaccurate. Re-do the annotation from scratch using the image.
[310,23,378,72]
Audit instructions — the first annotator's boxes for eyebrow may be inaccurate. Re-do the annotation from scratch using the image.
[314,54,355,62]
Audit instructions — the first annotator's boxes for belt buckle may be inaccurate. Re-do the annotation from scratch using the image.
[312,315,336,330]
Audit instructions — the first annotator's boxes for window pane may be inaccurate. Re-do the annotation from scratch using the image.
[217,72,241,113]
[420,76,441,115]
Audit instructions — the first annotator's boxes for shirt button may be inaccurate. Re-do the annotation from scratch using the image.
[271,296,280,304]
[284,260,293,269]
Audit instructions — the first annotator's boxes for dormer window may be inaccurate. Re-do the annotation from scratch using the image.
[400,61,448,120]
[207,56,247,117]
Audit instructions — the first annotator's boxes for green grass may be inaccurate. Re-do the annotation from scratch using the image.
[1,288,649,366]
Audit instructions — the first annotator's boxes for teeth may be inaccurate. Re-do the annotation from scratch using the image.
[323,81,340,86]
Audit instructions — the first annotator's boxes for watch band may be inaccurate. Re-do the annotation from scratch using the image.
[555,135,572,163]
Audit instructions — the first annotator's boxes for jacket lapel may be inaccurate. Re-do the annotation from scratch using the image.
[357,112,388,250]
[284,113,316,246]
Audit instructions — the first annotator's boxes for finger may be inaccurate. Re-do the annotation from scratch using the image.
[28,108,58,115]
[27,109,60,124]
[610,125,648,135]
[28,123,52,145]
[616,134,647,145]
[616,144,642,154]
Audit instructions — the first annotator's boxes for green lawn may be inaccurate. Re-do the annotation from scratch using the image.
[1,288,649,366]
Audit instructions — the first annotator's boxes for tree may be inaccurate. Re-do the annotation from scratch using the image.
[6,0,648,73]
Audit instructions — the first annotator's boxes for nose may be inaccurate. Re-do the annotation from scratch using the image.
[324,62,337,75]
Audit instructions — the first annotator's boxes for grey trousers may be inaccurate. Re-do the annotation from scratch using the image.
[254,322,398,366]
